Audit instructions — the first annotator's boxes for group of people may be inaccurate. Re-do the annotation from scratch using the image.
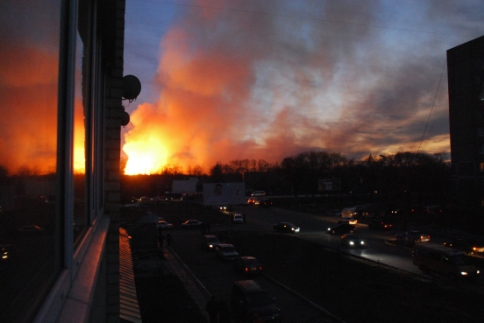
[205,295,230,323]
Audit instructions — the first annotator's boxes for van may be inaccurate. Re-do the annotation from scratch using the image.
[412,243,480,280]
[230,280,281,322]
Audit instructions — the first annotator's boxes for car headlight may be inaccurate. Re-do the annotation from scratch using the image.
[460,272,468,276]
[361,241,365,245]
[349,241,354,245]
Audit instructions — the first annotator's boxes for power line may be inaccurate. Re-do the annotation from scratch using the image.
[417,64,446,153]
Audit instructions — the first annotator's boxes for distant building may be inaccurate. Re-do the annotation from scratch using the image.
[447,35,484,214]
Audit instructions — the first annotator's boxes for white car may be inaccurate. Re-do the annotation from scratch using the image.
[215,244,239,261]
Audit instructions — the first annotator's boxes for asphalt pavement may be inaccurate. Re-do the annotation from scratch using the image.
[162,245,211,322]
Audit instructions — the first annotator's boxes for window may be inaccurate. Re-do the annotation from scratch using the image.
[479,127,484,137]
[0,1,61,321]
[480,162,484,172]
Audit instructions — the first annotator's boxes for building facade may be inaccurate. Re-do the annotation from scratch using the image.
[447,35,484,220]
[0,0,134,322]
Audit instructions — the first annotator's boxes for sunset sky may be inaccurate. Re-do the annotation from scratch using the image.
[122,0,484,174]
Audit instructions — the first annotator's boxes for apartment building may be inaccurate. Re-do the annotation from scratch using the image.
[447,35,484,214]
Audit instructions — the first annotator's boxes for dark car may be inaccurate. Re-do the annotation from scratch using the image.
[230,280,281,322]
[368,220,393,230]
[201,234,221,251]
[341,233,365,248]
[181,219,203,228]
[273,222,300,233]
[443,238,484,254]
[395,230,430,245]
[234,256,263,275]
[1,244,15,261]
[260,199,273,208]
[327,223,355,235]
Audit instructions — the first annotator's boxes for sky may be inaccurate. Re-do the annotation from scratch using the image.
[122,0,484,174]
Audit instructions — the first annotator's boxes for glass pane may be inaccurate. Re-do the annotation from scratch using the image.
[73,26,88,243]
[0,0,61,321]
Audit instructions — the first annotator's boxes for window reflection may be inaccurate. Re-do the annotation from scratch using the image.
[74,31,87,243]
[0,0,60,321]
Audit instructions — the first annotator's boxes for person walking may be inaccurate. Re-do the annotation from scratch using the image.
[158,231,164,249]
[165,232,172,247]
[205,295,218,323]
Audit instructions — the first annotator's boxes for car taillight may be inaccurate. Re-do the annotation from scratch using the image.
[245,267,249,272]
[259,266,263,271]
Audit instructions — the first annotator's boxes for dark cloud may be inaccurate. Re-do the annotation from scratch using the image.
[123,0,483,173]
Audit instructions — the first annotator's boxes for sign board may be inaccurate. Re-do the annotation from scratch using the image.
[203,182,246,206]
[172,177,198,194]
[318,178,341,191]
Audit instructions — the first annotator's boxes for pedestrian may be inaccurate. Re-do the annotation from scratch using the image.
[218,299,230,323]
[158,232,164,249]
[165,232,172,247]
[205,295,218,323]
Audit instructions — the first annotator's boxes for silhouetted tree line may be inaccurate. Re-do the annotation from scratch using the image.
[2,151,451,204]
[206,151,452,204]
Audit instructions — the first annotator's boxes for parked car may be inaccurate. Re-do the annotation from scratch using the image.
[395,230,430,245]
[338,217,357,225]
[443,238,484,254]
[273,222,300,233]
[341,233,365,248]
[233,213,244,223]
[201,234,222,251]
[156,220,173,229]
[368,220,393,230]
[215,244,239,261]
[327,223,355,235]
[230,280,281,322]
[233,256,263,275]
[181,219,203,228]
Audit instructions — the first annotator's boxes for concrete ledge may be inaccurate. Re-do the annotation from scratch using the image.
[35,217,110,323]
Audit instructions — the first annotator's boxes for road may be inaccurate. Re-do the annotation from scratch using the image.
[230,204,484,290]
[168,204,483,322]
[169,228,343,323]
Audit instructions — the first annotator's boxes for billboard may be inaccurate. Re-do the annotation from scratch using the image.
[318,178,341,191]
[172,177,198,194]
[203,182,246,206]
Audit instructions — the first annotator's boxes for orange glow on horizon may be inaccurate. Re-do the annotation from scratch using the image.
[123,137,169,175]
